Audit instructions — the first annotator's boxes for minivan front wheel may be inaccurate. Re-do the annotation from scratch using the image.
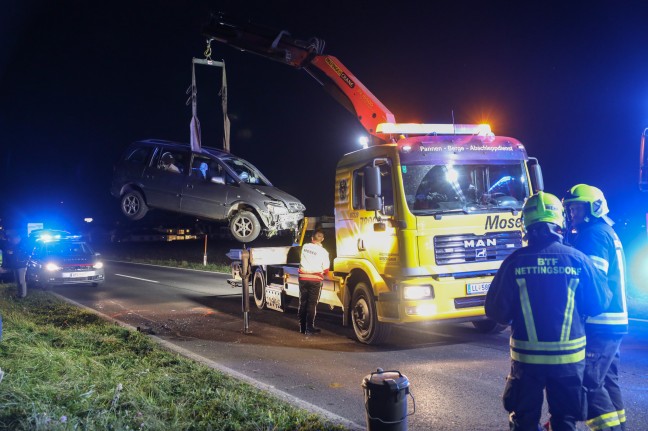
[121,190,148,220]
[229,210,261,242]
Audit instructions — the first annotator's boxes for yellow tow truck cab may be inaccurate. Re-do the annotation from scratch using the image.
[229,123,543,345]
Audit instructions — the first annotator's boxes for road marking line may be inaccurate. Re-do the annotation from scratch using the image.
[114,274,159,283]
[629,317,648,323]
[108,260,231,275]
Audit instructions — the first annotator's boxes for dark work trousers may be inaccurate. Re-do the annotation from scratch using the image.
[14,267,27,298]
[584,334,625,431]
[503,360,585,431]
[298,279,322,329]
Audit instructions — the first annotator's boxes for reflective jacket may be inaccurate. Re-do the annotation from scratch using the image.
[567,219,629,335]
[298,242,330,282]
[486,234,611,365]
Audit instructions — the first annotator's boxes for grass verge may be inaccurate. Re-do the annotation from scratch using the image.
[0,284,347,430]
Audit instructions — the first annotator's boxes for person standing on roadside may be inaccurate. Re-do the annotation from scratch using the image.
[297,229,330,335]
[486,192,611,431]
[563,184,629,431]
[0,229,30,298]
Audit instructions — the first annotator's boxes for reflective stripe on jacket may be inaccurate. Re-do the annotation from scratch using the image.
[486,237,611,365]
[568,220,629,335]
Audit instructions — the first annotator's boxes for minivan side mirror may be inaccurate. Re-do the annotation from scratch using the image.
[211,176,225,185]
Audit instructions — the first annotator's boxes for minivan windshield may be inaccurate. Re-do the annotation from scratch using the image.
[221,156,272,186]
[402,162,529,215]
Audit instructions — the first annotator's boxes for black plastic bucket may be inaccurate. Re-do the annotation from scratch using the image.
[362,368,413,430]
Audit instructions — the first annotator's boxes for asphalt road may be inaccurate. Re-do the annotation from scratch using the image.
[51,261,648,431]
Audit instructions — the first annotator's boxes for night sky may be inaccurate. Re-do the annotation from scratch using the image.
[2,1,648,235]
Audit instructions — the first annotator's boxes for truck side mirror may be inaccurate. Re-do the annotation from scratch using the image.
[527,157,544,192]
[364,166,381,196]
[364,166,383,210]
[365,196,383,211]
[640,128,648,192]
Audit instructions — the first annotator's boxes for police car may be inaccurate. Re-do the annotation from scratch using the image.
[26,231,105,288]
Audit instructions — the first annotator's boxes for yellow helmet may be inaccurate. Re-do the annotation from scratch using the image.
[522,191,564,229]
[563,184,610,219]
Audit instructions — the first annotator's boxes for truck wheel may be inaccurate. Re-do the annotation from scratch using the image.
[472,318,507,334]
[351,282,391,345]
[121,190,148,220]
[253,268,266,309]
[229,211,261,243]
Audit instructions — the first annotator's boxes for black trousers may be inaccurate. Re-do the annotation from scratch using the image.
[584,334,625,431]
[503,360,585,431]
[298,279,322,328]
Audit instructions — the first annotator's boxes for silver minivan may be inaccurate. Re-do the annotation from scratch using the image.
[110,139,305,242]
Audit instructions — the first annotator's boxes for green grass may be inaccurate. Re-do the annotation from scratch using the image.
[0,284,347,430]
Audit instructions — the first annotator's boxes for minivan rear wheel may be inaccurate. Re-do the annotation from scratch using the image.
[121,190,148,220]
[229,210,261,243]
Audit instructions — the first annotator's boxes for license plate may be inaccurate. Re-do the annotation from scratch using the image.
[62,271,95,278]
[466,282,490,295]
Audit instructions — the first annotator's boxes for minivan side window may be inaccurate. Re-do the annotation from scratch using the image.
[190,156,233,183]
[126,147,151,165]
[157,149,188,174]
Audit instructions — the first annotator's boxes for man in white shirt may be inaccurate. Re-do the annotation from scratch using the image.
[297,229,330,335]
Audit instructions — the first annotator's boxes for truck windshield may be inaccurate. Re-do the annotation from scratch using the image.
[402,162,529,215]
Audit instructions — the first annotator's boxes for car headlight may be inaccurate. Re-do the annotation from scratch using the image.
[93,262,104,269]
[266,201,288,214]
[403,285,433,300]
[288,202,306,212]
[45,262,61,271]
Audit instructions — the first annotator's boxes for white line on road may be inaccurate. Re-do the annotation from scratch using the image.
[629,317,648,323]
[114,274,160,283]
[108,260,231,275]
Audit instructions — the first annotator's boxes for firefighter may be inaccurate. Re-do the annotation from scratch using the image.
[297,229,330,335]
[486,191,611,431]
[563,184,629,431]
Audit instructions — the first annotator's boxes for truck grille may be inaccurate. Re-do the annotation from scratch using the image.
[434,231,522,265]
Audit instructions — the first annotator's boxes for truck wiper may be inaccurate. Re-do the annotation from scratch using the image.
[430,209,470,219]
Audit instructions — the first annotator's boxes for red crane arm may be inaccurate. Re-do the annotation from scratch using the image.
[203,13,395,138]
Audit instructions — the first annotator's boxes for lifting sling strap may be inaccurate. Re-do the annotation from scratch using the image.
[186,39,230,153]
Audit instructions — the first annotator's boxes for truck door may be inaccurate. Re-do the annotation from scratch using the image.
[141,147,188,212]
[180,155,234,220]
[345,159,398,271]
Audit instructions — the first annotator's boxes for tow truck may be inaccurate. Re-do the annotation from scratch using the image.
[208,14,545,344]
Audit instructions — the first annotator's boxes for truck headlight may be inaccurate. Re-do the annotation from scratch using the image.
[45,262,61,271]
[403,285,433,300]
[93,262,104,269]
